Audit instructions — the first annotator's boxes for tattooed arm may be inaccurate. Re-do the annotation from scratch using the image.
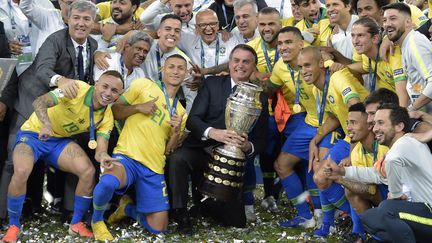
[32,93,56,140]
[337,178,376,199]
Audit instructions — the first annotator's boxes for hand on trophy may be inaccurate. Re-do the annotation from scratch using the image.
[208,128,246,146]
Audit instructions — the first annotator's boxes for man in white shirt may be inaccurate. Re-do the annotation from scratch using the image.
[93,30,151,89]
[231,0,260,44]
[178,9,237,69]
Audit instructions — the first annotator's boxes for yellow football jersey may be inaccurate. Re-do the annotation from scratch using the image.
[429,0,432,19]
[314,68,369,140]
[270,59,321,126]
[282,17,297,27]
[97,2,144,21]
[360,46,406,92]
[351,141,389,167]
[114,78,187,174]
[21,82,113,139]
[295,7,331,47]
[247,38,278,73]
[408,4,428,28]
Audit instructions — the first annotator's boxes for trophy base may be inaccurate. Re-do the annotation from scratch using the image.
[199,147,246,202]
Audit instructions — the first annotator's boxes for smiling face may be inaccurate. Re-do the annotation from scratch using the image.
[298,0,321,23]
[351,24,378,54]
[357,0,382,22]
[229,48,256,82]
[68,8,94,44]
[258,12,282,44]
[383,9,410,43]
[157,18,182,50]
[347,111,369,142]
[196,11,219,45]
[278,31,303,63]
[170,0,193,23]
[94,73,124,108]
[365,102,379,129]
[162,56,188,87]
[373,109,396,146]
[297,50,323,85]
[234,3,258,37]
[111,0,136,24]
[325,0,351,25]
[124,40,151,67]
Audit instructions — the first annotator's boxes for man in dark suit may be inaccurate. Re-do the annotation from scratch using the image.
[0,0,98,222]
[166,44,268,234]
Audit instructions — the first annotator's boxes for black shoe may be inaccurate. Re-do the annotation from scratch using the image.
[174,208,193,235]
[341,232,363,243]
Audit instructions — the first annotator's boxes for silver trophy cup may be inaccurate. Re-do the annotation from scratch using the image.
[200,82,263,201]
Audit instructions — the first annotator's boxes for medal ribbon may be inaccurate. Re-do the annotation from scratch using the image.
[156,44,163,81]
[288,64,301,106]
[222,4,235,31]
[200,36,220,68]
[315,69,330,126]
[279,0,285,17]
[89,96,96,146]
[162,82,179,119]
[261,39,279,73]
[368,49,380,92]
[372,140,378,162]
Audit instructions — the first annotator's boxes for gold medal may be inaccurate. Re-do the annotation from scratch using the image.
[318,126,324,135]
[88,140,97,149]
[293,104,301,113]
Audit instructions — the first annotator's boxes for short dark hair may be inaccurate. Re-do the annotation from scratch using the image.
[353,17,381,37]
[364,88,399,106]
[130,0,140,8]
[165,54,187,65]
[294,0,313,6]
[258,7,280,16]
[349,102,367,114]
[100,70,125,88]
[229,44,258,65]
[279,26,303,40]
[160,14,182,26]
[351,0,389,14]
[382,2,411,17]
[377,103,410,133]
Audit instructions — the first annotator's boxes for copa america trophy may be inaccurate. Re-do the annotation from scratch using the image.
[200,82,263,201]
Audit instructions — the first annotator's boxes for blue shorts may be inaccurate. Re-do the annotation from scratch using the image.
[113,153,169,213]
[281,122,344,161]
[282,112,306,139]
[319,127,345,149]
[15,130,72,169]
[324,139,351,164]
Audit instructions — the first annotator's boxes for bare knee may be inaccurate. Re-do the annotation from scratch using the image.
[12,166,32,183]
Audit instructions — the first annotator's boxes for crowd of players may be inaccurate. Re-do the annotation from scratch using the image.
[0,0,432,241]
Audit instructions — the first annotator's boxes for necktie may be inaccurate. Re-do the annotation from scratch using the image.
[77,45,84,81]
[232,85,237,93]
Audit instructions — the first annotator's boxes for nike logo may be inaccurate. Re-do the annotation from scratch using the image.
[67,108,75,114]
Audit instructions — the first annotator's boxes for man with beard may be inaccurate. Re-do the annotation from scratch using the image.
[295,0,332,46]
[270,27,343,230]
[325,103,432,242]
[1,71,124,242]
[336,102,389,242]
[95,0,141,49]
[93,31,152,89]
[140,0,196,34]
[90,55,188,241]
[382,3,432,112]
[231,0,260,44]
[299,46,369,237]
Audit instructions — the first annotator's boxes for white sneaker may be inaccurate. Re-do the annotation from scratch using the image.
[245,205,257,222]
[314,209,323,229]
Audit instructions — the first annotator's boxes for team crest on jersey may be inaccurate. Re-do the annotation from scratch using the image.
[342,87,352,96]
[220,47,226,54]
[329,95,335,103]
[20,136,28,142]
[385,71,392,78]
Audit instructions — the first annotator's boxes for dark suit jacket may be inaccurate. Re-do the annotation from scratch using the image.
[185,75,268,155]
[15,28,97,119]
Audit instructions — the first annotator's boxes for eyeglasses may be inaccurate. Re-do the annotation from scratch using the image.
[197,22,219,29]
